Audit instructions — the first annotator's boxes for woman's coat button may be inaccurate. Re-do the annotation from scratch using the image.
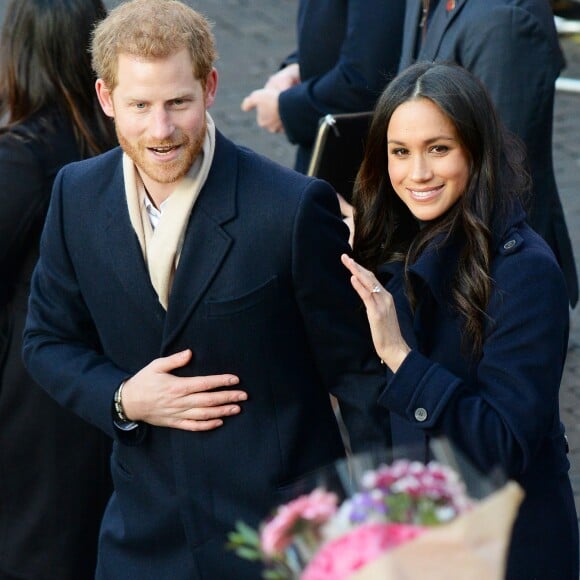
[414,407,428,422]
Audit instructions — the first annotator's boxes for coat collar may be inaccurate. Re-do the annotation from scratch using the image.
[379,200,527,307]
[163,130,238,345]
[103,151,166,322]
[418,0,467,62]
[400,0,467,69]
[102,132,239,342]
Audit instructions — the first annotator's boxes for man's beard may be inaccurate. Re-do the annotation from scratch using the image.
[117,116,206,186]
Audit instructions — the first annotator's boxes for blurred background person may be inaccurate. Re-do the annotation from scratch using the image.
[0,0,117,578]
[399,0,578,307]
[343,61,578,580]
[241,0,406,174]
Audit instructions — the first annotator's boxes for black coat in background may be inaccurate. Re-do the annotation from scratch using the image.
[400,0,578,306]
[278,0,405,172]
[0,109,112,580]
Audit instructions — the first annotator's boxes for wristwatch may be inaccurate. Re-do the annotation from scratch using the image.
[113,382,139,431]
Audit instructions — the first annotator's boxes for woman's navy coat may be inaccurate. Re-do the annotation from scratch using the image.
[378,204,578,579]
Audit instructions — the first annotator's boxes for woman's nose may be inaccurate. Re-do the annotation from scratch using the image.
[411,155,432,181]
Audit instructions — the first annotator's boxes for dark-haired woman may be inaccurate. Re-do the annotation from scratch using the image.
[342,62,578,579]
[0,1,116,578]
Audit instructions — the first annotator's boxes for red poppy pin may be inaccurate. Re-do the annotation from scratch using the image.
[446,0,456,10]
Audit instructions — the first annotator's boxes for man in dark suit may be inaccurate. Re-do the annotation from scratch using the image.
[400,0,578,307]
[241,0,405,173]
[22,1,387,578]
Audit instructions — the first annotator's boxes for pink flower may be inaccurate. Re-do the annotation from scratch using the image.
[302,522,426,580]
[260,489,338,556]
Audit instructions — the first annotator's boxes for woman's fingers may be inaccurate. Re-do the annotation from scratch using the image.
[341,254,383,296]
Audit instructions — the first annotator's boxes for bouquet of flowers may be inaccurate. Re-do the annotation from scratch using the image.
[227,452,523,579]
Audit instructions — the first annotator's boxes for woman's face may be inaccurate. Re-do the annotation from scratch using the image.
[386,98,470,222]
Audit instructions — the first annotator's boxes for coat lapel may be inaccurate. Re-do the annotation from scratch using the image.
[162,132,238,346]
[400,0,424,71]
[103,154,165,321]
[419,0,467,62]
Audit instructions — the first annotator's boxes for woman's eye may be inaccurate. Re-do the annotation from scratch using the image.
[391,148,408,157]
[430,145,448,154]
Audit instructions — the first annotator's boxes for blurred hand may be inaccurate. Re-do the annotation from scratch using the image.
[341,254,411,372]
[264,63,300,91]
[121,349,247,431]
[337,194,354,248]
[241,88,284,133]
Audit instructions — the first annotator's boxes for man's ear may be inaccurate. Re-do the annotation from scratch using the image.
[204,68,218,109]
[95,79,115,118]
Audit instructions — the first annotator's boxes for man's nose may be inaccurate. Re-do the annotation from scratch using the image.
[149,108,174,140]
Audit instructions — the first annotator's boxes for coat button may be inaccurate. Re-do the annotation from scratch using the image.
[414,407,428,422]
[503,239,516,250]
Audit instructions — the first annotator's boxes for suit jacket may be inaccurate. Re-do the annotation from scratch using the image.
[279,0,405,172]
[400,0,578,306]
[378,203,578,579]
[0,109,112,579]
[23,131,388,579]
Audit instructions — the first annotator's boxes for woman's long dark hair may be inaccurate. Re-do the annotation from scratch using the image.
[353,62,529,354]
[0,0,116,156]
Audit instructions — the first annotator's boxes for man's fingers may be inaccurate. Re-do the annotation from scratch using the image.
[241,95,256,111]
[165,401,244,432]
[150,354,241,393]
[171,418,227,432]
[184,390,247,408]
[186,374,241,393]
[151,349,193,373]
[185,402,242,421]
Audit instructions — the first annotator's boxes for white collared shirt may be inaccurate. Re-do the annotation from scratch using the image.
[144,195,170,230]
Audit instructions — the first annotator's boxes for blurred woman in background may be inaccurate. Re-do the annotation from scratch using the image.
[0,1,116,578]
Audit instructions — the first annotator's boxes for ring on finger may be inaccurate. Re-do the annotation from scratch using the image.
[371,284,382,294]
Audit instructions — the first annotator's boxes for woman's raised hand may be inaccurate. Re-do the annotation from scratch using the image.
[341,254,411,372]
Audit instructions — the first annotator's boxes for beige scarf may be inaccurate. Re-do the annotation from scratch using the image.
[123,113,216,310]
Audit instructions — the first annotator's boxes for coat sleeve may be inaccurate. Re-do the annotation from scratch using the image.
[455,6,563,144]
[291,177,389,451]
[22,166,134,441]
[278,0,405,146]
[378,242,569,477]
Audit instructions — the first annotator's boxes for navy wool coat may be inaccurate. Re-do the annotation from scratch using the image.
[400,0,578,306]
[23,131,387,579]
[378,204,578,580]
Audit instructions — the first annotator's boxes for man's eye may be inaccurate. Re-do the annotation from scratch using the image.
[171,99,191,108]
